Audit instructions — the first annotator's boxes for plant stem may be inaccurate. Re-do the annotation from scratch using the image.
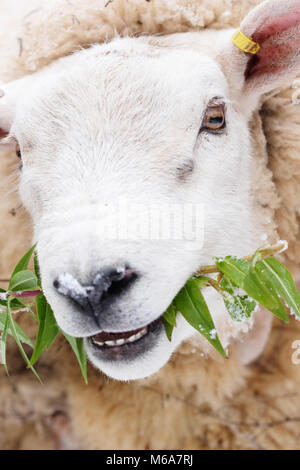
[0,290,41,300]
[206,278,230,299]
[12,290,41,298]
[194,241,287,276]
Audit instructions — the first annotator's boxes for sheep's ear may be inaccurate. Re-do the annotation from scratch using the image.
[223,0,300,101]
[0,89,12,142]
[0,87,18,145]
[0,127,8,140]
[0,90,7,138]
[0,76,32,145]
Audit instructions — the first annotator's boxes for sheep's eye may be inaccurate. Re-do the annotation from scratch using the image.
[201,101,226,133]
[16,144,21,159]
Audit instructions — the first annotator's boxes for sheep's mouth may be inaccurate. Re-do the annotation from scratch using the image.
[87,317,164,361]
[91,324,149,347]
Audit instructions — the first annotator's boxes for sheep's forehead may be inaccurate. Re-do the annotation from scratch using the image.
[17,40,227,146]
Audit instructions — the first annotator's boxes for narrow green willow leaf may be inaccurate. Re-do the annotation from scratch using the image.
[61,333,88,384]
[164,320,174,341]
[0,312,34,348]
[215,257,250,287]
[11,244,36,278]
[251,248,263,268]
[6,297,41,382]
[0,287,7,307]
[259,258,300,319]
[27,306,38,322]
[219,276,236,296]
[242,265,289,322]
[220,276,257,322]
[0,313,9,375]
[192,275,212,287]
[174,279,226,357]
[9,270,38,292]
[163,304,177,327]
[33,251,42,288]
[163,304,176,340]
[29,294,59,366]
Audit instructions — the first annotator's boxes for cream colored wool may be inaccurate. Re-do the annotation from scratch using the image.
[0,0,300,450]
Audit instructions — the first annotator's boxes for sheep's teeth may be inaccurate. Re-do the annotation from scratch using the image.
[116,338,125,345]
[93,326,148,348]
[128,334,138,342]
[128,328,147,343]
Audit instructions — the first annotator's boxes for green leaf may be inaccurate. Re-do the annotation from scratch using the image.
[9,270,38,292]
[61,333,88,384]
[0,312,34,348]
[163,303,177,341]
[164,320,174,341]
[29,294,59,366]
[6,296,41,382]
[251,248,263,268]
[0,287,7,307]
[192,275,212,287]
[33,251,42,288]
[242,264,289,322]
[174,279,226,357]
[163,303,177,327]
[220,276,257,322]
[0,313,9,375]
[255,258,300,319]
[27,306,38,322]
[11,244,36,278]
[215,257,250,287]
[215,255,289,322]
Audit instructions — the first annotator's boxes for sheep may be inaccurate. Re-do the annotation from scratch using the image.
[0,0,300,450]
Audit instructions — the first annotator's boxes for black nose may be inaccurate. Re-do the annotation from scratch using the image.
[53,267,137,316]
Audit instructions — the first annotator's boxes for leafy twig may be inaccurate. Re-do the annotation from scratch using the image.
[194,242,287,276]
[1,240,299,382]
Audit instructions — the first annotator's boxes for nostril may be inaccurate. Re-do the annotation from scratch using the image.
[122,268,136,282]
[109,267,135,284]
[92,267,137,301]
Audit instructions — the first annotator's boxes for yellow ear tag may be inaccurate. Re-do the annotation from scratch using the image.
[231,29,260,54]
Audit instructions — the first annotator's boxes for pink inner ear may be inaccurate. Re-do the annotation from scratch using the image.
[254,10,300,43]
[246,9,300,79]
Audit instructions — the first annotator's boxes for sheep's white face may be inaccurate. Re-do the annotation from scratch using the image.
[6,35,258,380]
[2,0,300,381]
